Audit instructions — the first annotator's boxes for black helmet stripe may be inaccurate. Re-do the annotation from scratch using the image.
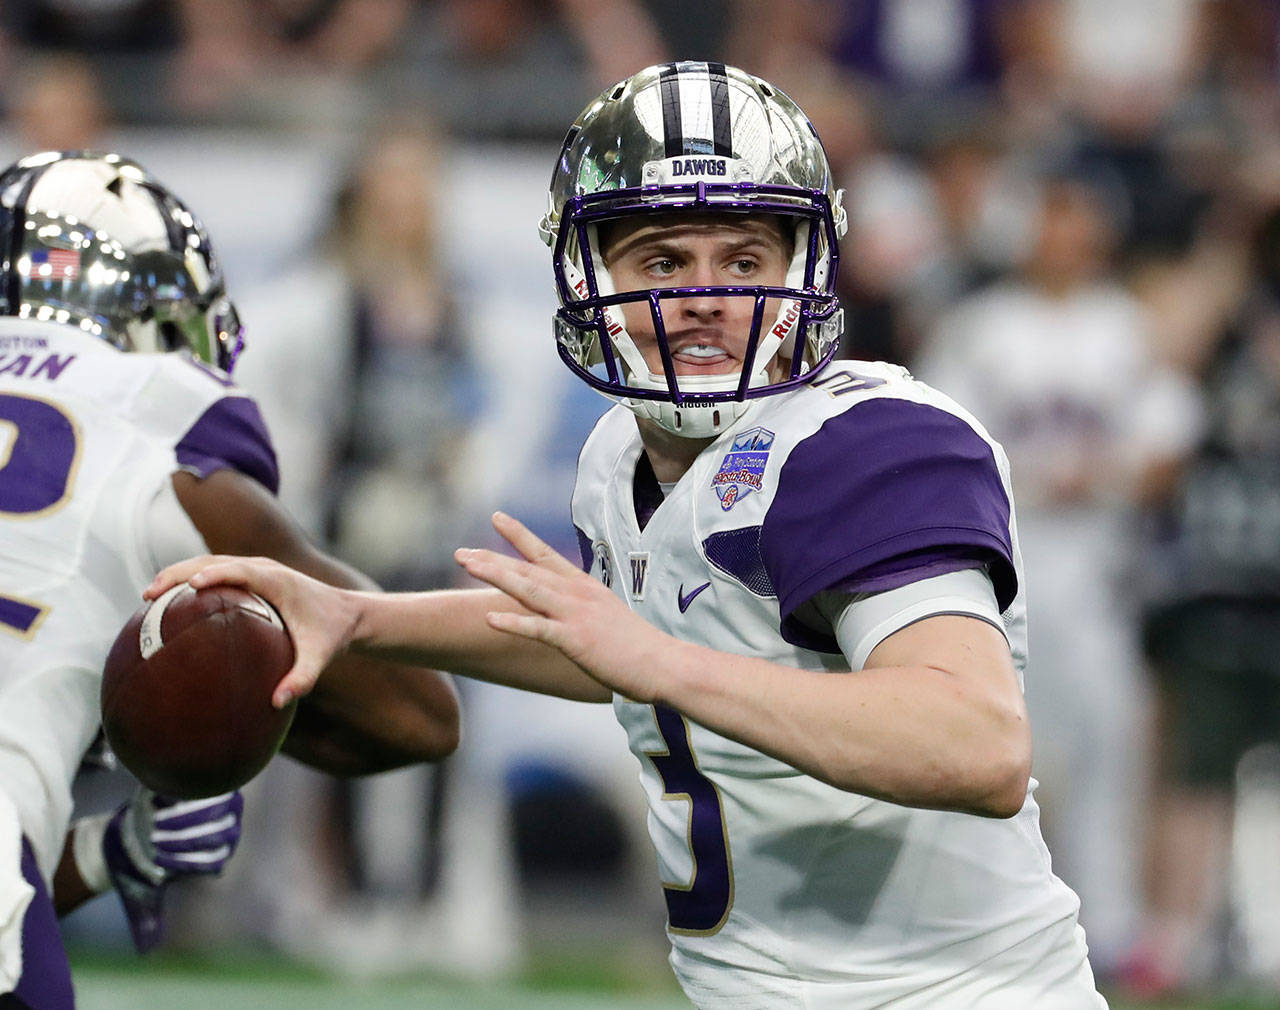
[658,63,684,158]
[707,62,733,157]
[660,62,735,158]
[143,183,188,254]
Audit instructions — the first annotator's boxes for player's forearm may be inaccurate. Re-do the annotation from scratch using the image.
[350,587,613,703]
[283,654,461,773]
[657,643,1030,817]
[270,539,465,766]
[52,832,96,916]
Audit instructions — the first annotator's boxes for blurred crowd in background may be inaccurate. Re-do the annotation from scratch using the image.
[13,0,1280,1004]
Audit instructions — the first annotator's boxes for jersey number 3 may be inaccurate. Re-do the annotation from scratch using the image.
[0,392,80,636]
[647,704,733,934]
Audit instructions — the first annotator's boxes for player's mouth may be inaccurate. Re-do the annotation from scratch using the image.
[669,334,738,374]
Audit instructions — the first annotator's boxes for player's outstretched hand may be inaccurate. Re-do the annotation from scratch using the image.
[145,555,356,708]
[455,511,683,704]
[102,789,243,953]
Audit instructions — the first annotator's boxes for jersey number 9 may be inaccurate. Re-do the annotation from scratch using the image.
[0,392,79,636]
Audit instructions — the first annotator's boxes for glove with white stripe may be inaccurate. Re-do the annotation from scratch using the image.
[86,789,243,953]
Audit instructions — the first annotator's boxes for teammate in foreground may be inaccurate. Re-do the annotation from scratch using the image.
[151,65,1107,1008]
[0,152,459,1010]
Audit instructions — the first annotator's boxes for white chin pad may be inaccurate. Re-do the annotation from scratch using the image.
[628,394,754,439]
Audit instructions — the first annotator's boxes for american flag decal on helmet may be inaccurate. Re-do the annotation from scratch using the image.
[658,62,735,159]
[28,248,80,281]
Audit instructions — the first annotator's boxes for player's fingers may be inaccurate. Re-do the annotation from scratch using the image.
[151,813,241,851]
[144,555,227,599]
[151,792,243,828]
[271,647,328,709]
[144,555,273,600]
[455,548,567,615]
[152,845,233,875]
[486,609,559,646]
[491,511,583,577]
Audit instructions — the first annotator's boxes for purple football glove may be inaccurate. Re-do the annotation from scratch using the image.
[102,789,243,953]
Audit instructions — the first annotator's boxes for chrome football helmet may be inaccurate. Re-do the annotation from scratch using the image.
[0,151,243,372]
[540,62,847,438]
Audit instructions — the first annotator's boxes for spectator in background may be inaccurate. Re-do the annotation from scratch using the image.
[915,169,1203,978]
[320,121,481,591]
[235,116,481,581]
[1135,204,1280,998]
[169,0,416,116]
[225,119,501,971]
[731,0,1040,150]
[996,0,1225,266]
[7,52,111,152]
[835,117,1038,365]
[0,0,179,55]
[0,0,181,127]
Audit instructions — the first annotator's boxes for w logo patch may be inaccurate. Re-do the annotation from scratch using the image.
[628,552,650,601]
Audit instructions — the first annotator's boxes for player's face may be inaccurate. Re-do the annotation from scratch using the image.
[600,214,792,379]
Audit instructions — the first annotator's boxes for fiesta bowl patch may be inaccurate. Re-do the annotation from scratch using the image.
[711,426,774,511]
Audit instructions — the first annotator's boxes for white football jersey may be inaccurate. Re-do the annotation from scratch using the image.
[0,318,278,883]
[571,361,1103,1008]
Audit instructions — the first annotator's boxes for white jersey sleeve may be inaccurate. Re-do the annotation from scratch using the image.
[820,566,1005,670]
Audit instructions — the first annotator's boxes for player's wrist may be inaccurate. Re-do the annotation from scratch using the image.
[345,588,381,651]
[70,811,114,895]
[116,800,168,885]
[649,637,714,709]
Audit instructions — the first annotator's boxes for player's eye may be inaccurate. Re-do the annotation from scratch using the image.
[646,257,679,277]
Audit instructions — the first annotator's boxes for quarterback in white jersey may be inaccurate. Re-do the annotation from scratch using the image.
[572,362,1094,1007]
[148,65,1106,1008]
[0,153,458,1010]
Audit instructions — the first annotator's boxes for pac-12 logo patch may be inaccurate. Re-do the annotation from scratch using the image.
[711,426,774,511]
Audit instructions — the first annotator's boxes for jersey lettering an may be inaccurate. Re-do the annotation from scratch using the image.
[0,319,277,883]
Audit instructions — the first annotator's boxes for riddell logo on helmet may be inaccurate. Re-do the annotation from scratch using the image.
[770,301,801,340]
[670,158,728,177]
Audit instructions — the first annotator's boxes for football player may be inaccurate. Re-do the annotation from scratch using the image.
[0,152,459,1010]
[150,65,1107,1007]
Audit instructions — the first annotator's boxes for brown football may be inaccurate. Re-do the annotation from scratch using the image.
[100,583,297,798]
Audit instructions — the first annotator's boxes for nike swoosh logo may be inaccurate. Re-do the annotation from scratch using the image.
[678,582,711,613]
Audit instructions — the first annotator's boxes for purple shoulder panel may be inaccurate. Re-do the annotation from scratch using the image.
[175,394,280,495]
[760,398,1015,642]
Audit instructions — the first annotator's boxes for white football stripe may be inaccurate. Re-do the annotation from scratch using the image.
[137,583,193,659]
[237,591,283,630]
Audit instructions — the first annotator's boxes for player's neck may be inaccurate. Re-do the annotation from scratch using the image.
[636,418,716,484]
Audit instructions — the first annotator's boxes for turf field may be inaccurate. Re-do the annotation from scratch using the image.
[71,949,691,1010]
[67,948,1280,1010]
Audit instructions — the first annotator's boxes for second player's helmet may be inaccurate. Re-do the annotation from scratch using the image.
[0,151,244,372]
[540,62,847,438]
